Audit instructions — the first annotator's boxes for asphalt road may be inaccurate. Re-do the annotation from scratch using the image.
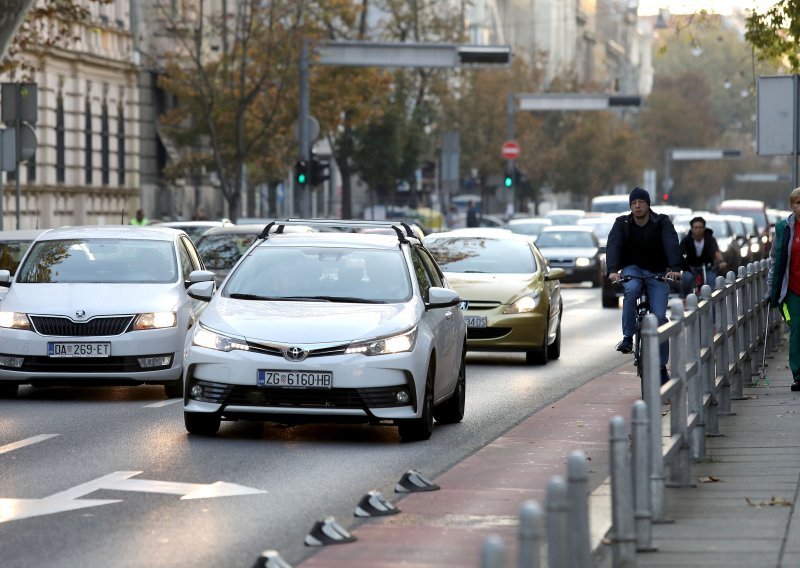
[0,286,626,568]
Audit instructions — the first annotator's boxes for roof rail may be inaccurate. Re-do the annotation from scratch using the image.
[258,219,417,242]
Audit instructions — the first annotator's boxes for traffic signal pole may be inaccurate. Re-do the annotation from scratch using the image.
[298,41,511,218]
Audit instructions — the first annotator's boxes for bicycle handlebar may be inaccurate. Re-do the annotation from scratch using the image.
[612,274,674,285]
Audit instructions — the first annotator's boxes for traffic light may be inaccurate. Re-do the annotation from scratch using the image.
[504,166,514,189]
[310,155,330,186]
[662,193,669,202]
[295,160,308,186]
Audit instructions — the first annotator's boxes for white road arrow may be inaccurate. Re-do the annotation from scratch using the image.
[0,471,266,523]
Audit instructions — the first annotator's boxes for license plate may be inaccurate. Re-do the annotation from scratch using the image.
[258,370,332,389]
[47,342,111,358]
[465,315,487,328]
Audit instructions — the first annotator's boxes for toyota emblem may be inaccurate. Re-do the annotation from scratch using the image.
[75,309,86,319]
[284,346,308,362]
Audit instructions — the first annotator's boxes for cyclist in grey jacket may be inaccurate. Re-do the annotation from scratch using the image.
[606,187,682,384]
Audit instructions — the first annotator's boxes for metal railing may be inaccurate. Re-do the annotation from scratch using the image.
[479,260,782,567]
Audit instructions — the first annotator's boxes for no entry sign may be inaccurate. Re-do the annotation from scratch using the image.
[501,140,520,160]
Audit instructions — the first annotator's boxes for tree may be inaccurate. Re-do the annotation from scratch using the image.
[745,0,800,71]
[155,0,304,222]
[1,0,113,77]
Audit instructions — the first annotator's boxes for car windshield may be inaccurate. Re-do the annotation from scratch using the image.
[425,237,537,273]
[197,233,259,269]
[509,221,549,237]
[536,231,597,248]
[545,214,582,225]
[224,246,412,303]
[0,240,35,274]
[17,239,178,284]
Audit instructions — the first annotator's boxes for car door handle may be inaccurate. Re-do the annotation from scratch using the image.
[445,310,453,320]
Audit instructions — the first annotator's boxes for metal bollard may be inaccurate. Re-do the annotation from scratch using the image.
[642,314,666,523]
[481,534,506,568]
[546,476,569,568]
[631,400,656,552]
[567,450,591,568]
[518,500,543,568]
[610,415,637,567]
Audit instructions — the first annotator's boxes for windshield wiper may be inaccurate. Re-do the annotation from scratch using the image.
[313,296,386,304]
[462,270,488,273]
[228,292,273,300]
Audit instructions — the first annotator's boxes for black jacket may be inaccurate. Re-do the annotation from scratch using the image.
[605,211,682,275]
[679,228,720,268]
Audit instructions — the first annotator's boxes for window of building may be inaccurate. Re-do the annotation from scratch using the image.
[85,100,93,184]
[56,95,65,183]
[101,103,110,186]
[117,105,125,186]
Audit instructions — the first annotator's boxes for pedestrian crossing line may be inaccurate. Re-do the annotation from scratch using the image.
[144,398,182,408]
[0,434,59,455]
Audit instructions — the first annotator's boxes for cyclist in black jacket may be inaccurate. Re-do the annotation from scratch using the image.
[679,216,727,298]
[606,187,682,384]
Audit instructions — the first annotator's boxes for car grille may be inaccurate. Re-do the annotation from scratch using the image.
[468,328,511,340]
[246,341,349,358]
[30,316,134,337]
[191,379,401,408]
[463,301,501,311]
[547,259,576,268]
[13,356,169,373]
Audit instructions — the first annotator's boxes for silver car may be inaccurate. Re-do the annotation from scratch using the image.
[182,220,467,440]
[0,226,214,398]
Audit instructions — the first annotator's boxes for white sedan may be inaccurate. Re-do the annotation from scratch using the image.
[0,226,215,398]
[182,220,467,441]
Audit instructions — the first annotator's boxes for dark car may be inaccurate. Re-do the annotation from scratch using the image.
[195,225,264,285]
[535,226,602,287]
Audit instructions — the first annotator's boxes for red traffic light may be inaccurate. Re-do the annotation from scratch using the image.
[662,193,669,202]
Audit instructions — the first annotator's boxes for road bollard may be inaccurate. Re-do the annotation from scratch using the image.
[567,450,591,568]
[610,415,637,567]
[546,475,569,568]
[481,534,506,568]
[631,400,656,552]
[518,500,543,568]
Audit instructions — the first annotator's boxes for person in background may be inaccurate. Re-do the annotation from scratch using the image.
[130,209,149,226]
[466,200,479,228]
[446,204,459,230]
[606,187,682,385]
[767,187,800,391]
[679,216,727,298]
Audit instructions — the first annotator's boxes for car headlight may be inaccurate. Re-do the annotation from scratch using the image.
[0,312,30,330]
[346,327,417,356]
[762,235,768,243]
[740,246,749,258]
[503,291,541,314]
[132,311,177,330]
[750,243,760,253]
[192,326,249,352]
[575,257,591,267]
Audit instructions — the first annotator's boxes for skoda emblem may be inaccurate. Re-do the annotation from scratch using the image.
[75,309,86,319]
[284,346,308,362]
[459,301,469,310]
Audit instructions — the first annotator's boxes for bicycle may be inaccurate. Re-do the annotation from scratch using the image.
[614,273,672,394]
[684,262,717,298]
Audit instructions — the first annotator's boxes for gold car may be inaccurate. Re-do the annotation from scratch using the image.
[424,229,565,365]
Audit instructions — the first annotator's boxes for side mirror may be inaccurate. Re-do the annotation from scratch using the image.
[0,269,11,287]
[427,286,461,308]
[188,269,216,283]
[187,281,214,301]
[546,267,566,281]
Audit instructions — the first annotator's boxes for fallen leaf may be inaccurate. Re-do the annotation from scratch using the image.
[698,476,720,483]
[746,496,793,507]
[601,537,612,545]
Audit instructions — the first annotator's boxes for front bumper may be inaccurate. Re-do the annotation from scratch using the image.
[464,309,546,351]
[0,327,184,384]
[182,345,428,422]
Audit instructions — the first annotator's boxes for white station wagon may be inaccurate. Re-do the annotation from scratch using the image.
[0,226,215,398]
[182,220,467,441]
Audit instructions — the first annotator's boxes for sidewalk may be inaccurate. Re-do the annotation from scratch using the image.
[300,364,641,567]
[636,336,800,568]
[299,337,798,568]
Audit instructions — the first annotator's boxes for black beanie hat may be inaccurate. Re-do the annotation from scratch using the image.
[629,186,650,205]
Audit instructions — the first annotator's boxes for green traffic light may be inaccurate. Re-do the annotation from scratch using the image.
[298,173,307,184]
[504,176,513,188]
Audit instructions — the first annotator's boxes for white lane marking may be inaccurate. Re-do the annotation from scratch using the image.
[144,398,182,408]
[0,471,267,523]
[0,434,59,455]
